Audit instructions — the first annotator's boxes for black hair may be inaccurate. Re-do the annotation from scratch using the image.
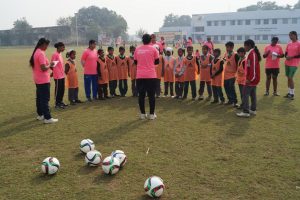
[54,42,65,49]
[225,41,234,48]
[66,50,76,58]
[178,48,184,52]
[29,38,50,67]
[271,36,279,43]
[97,48,104,55]
[237,47,246,53]
[142,34,151,45]
[202,45,209,50]
[107,46,114,51]
[213,48,221,55]
[187,46,193,51]
[289,31,298,40]
[244,39,262,62]
[129,45,136,51]
[119,46,125,51]
[89,40,96,46]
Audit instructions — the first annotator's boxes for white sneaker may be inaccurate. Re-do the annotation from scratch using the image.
[140,114,147,120]
[36,115,44,121]
[236,112,250,118]
[44,118,59,124]
[149,114,157,120]
[249,110,257,115]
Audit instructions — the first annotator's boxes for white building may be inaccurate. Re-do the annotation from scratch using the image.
[191,9,300,43]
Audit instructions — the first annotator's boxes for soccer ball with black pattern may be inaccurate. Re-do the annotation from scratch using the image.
[80,139,95,153]
[85,150,102,166]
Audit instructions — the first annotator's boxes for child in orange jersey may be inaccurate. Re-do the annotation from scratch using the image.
[65,50,82,105]
[223,41,240,107]
[211,48,225,104]
[97,49,110,100]
[106,47,118,97]
[236,47,247,109]
[163,47,176,97]
[174,48,185,99]
[154,45,164,98]
[116,46,129,97]
[128,46,138,97]
[198,45,213,101]
[183,46,200,100]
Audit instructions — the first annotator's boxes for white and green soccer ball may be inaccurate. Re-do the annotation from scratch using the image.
[144,176,165,198]
[102,156,120,175]
[41,157,60,175]
[85,150,102,166]
[80,139,95,153]
[111,150,127,168]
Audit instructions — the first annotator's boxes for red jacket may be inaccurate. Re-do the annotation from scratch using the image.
[245,49,260,86]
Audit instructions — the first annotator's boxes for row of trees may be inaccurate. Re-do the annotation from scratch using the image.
[238,0,300,11]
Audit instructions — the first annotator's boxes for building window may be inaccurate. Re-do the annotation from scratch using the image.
[214,21,219,26]
[221,35,226,41]
[245,20,251,25]
[230,20,235,25]
[272,19,277,24]
[213,36,218,41]
[245,35,250,40]
[237,35,243,40]
[230,35,235,40]
[264,19,269,24]
[207,21,212,26]
[263,35,268,40]
[255,19,261,25]
[255,35,260,40]
[292,18,298,24]
[194,26,204,32]
[221,21,226,26]
[282,18,289,24]
[238,20,243,25]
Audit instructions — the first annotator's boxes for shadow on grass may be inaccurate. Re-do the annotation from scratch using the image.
[93,171,115,184]
[77,165,99,175]
[0,113,36,127]
[73,152,85,161]
[31,173,57,185]
[138,194,159,200]
[0,119,43,138]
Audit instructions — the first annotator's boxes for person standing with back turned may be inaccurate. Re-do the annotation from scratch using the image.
[134,34,160,120]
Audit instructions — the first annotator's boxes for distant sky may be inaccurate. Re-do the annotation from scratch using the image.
[0,0,298,34]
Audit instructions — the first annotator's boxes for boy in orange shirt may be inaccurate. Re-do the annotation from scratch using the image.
[97,49,110,100]
[106,47,118,97]
[236,47,247,109]
[154,45,164,98]
[128,46,138,97]
[163,47,176,97]
[116,46,129,97]
[174,48,185,99]
[199,45,213,101]
[211,48,225,104]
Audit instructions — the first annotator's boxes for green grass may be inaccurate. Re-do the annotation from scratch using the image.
[0,45,299,200]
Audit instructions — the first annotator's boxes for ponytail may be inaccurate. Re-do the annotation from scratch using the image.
[244,39,261,62]
[29,38,50,68]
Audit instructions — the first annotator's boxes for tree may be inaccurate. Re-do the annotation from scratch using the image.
[238,1,291,11]
[163,14,191,27]
[136,28,148,39]
[294,0,300,9]
[13,17,32,30]
[56,16,73,26]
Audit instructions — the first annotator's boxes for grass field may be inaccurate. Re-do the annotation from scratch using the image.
[0,44,299,200]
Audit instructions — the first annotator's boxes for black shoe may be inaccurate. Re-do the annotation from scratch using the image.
[105,96,111,99]
[233,103,239,108]
[55,104,65,109]
[224,101,233,105]
[264,91,269,96]
[87,98,92,102]
[289,94,294,100]
[70,101,76,105]
[211,100,218,104]
[98,97,106,100]
[284,93,291,98]
[75,100,83,103]
[61,102,68,107]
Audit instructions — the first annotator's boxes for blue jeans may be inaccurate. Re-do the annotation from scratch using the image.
[84,75,98,99]
[224,78,237,104]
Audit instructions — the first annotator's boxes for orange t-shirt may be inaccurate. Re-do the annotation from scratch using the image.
[200,54,212,82]
[175,56,185,83]
[106,55,118,81]
[155,55,164,79]
[164,56,175,82]
[236,58,246,85]
[98,58,109,84]
[116,55,129,80]
[211,59,224,87]
[128,57,137,80]
[224,52,238,80]
[183,56,198,81]
[65,60,78,88]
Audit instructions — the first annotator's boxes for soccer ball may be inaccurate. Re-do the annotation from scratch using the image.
[111,150,127,168]
[85,150,102,166]
[102,156,120,175]
[41,157,60,175]
[144,176,165,198]
[80,139,95,153]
